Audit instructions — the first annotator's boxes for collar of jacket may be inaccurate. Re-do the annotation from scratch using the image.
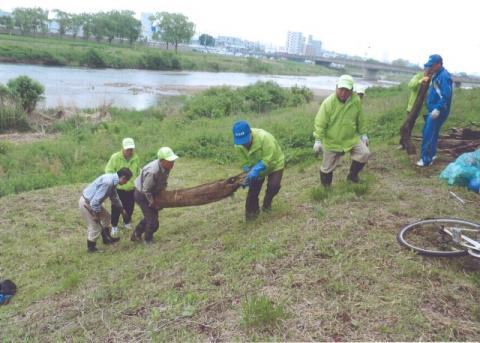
[112,173,119,186]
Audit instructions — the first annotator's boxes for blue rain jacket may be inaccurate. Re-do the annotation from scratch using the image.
[426,67,453,119]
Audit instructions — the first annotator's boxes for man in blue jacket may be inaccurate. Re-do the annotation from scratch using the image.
[417,54,453,167]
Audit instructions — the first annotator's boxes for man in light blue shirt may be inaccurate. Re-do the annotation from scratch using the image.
[79,168,132,252]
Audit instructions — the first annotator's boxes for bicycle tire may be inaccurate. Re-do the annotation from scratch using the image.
[397,218,480,257]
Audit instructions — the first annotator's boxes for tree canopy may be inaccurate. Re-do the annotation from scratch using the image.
[151,12,195,53]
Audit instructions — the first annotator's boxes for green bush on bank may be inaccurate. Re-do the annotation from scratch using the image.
[0,88,29,132]
[184,81,314,119]
[0,75,45,132]
[7,75,45,113]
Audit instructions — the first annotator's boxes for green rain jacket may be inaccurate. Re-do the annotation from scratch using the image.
[105,151,140,191]
[313,93,366,152]
[406,72,426,113]
[235,128,285,177]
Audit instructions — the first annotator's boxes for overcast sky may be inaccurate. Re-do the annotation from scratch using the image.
[2,0,479,74]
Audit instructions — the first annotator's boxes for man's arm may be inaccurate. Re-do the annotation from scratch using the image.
[356,101,366,136]
[89,183,110,212]
[141,172,156,206]
[109,188,123,209]
[433,73,453,114]
[313,101,329,141]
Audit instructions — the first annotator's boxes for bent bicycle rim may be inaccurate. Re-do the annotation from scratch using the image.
[397,218,480,257]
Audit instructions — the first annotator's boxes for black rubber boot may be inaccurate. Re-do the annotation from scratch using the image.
[347,161,366,183]
[320,171,333,187]
[101,227,120,244]
[87,240,98,253]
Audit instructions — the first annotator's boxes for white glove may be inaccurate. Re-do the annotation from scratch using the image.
[430,109,440,119]
[361,134,369,146]
[313,140,322,153]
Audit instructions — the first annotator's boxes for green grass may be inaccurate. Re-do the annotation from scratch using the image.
[0,33,337,75]
[1,85,480,340]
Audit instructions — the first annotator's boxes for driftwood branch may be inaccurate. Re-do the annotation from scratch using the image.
[412,128,480,157]
[153,173,246,208]
[399,79,430,155]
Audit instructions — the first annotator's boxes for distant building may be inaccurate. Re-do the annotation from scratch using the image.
[304,35,322,57]
[0,10,11,17]
[216,35,265,54]
[140,12,155,41]
[286,31,304,55]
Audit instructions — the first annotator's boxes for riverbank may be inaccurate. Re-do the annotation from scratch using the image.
[0,34,337,76]
[1,85,480,341]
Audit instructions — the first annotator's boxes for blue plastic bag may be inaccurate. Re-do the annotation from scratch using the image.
[439,149,480,186]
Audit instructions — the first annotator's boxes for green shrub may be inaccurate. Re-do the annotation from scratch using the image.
[184,81,313,119]
[141,51,181,70]
[7,76,44,113]
[82,48,107,68]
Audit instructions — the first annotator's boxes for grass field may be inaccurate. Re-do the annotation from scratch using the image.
[1,86,480,340]
[0,34,337,76]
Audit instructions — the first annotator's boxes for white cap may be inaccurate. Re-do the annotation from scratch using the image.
[122,138,135,150]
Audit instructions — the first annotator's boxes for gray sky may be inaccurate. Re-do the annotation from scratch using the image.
[2,0,479,74]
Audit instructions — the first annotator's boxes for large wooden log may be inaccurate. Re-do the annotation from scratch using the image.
[399,79,430,155]
[153,173,246,208]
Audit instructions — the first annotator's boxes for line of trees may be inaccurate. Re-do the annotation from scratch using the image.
[0,8,201,52]
[0,7,142,44]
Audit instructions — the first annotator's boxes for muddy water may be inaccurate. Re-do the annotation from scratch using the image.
[0,63,384,110]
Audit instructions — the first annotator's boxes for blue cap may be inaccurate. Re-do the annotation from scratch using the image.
[232,120,251,145]
[424,54,443,68]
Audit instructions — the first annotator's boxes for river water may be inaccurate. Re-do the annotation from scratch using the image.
[0,63,388,110]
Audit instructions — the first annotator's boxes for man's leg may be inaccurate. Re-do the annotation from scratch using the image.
[348,141,371,183]
[320,150,342,186]
[262,169,283,211]
[118,189,135,226]
[79,197,103,252]
[245,177,265,221]
[421,115,437,166]
[143,208,159,243]
[98,207,119,244]
[132,190,148,241]
[431,116,447,159]
[110,202,121,228]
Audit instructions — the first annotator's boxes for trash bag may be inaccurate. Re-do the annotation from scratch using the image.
[439,149,480,186]
[0,279,17,305]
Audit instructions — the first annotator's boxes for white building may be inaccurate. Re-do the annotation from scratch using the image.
[304,35,322,57]
[286,31,304,55]
[140,12,155,41]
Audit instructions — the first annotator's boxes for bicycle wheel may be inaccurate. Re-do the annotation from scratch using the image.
[397,218,480,257]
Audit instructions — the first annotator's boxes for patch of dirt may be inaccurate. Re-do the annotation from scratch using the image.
[0,132,57,144]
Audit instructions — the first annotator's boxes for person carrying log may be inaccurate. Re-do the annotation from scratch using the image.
[131,147,178,244]
[232,121,285,221]
[313,75,371,186]
[79,168,133,253]
[105,138,140,236]
[416,54,453,167]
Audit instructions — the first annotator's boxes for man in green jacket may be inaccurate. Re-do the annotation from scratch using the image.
[233,121,285,221]
[406,71,431,114]
[313,75,371,186]
[105,138,140,235]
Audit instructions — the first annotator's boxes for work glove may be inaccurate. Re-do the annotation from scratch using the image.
[421,76,430,83]
[246,160,266,184]
[361,134,369,146]
[430,109,440,120]
[313,140,322,154]
[242,165,250,173]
